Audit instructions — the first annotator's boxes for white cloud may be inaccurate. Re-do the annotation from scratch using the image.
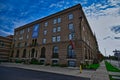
[83,1,120,56]
[0,29,13,36]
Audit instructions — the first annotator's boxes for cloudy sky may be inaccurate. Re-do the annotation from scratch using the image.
[0,0,120,56]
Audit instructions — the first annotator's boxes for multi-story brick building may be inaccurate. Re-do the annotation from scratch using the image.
[0,35,13,62]
[10,4,99,67]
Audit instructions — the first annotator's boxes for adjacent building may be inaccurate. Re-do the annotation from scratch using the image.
[10,4,99,67]
[0,35,13,62]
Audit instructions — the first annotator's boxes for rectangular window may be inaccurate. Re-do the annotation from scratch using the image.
[68,23,74,32]
[15,32,18,35]
[27,28,30,32]
[57,26,61,32]
[69,34,75,40]
[52,36,56,42]
[26,35,29,39]
[58,18,61,23]
[44,30,47,35]
[52,60,58,65]
[19,36,23,40]
[45,22,48,26]
[68,14,73,20]
[53,28,56,33]
[42,38,46,44]
[53,19,57,24]
[57,36,61,42]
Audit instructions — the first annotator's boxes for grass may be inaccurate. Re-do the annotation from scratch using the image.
[105,61,120,72]
[86,63,100,69]
[109,75,120,80]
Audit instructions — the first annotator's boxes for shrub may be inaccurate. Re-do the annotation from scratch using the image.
[45,63,50,66]
[60,64,67,67]
[15,59,22,63]
[30,58,39,64]
[51,64,60,67]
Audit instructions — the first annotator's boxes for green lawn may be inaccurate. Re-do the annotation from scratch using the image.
[86,63,100,69]
[105,61,120,72]
[109,75,120,80]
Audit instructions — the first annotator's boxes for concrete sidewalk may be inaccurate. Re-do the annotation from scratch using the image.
[0,62,94,79]
[91,61,109,80]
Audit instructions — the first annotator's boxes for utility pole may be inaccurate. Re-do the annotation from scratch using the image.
[104,48,106,61]
[113,49,120,68]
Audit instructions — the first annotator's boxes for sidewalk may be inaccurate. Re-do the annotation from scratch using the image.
[91,61,109,80]
[0,62,94,79]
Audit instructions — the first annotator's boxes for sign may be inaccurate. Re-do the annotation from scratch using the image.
[32,24,40,38]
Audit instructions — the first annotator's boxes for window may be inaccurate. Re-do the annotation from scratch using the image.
[20,29,24,34]
[26,35,29,39]
[27,28,30,32]
[45,22,48,26]
[16,50,19,58]
[40,47,46,58]
[52,60,58,65]
[11,50,14,57]
[68,23,74,32]
[57,26,61,32]
[53,28,56,33]
[43,30,47,35]
[22,49,26,58]
[0,41,4,47]
[31,48,35,58]
[15,32,18,35]
[53,19,57,24]
[58,18,61,23]
[53,46,59,54]
[68,14,73,20]
[67,45,75,58]
[52,46,59,58]
[52,36,56,42]
[68,60,76,67]
[57,36,61,42]
[19,36,23,40]
[42,38,46,44]
[69,33,74,40]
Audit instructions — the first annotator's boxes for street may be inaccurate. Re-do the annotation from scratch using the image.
[0,66,90,80]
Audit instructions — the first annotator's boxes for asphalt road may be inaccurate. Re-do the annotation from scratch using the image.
[0,66,90,80]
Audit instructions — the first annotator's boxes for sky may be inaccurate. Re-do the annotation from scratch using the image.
[0,0,120,56]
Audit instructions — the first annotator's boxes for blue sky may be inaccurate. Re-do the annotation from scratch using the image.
[0,0,120,56]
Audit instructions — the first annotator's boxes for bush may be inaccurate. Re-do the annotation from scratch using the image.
[45,63,50,66]
[60,64,67,67]
[30,58,40,65]
[51,64,60,67]
[15,59,22,63]
[86,64,100,69]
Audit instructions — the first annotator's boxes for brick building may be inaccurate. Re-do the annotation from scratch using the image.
[0,35,13,62]
[10,4,99,67]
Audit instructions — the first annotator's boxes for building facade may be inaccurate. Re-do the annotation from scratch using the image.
[0,35,13,62]
[10,4,99,67]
